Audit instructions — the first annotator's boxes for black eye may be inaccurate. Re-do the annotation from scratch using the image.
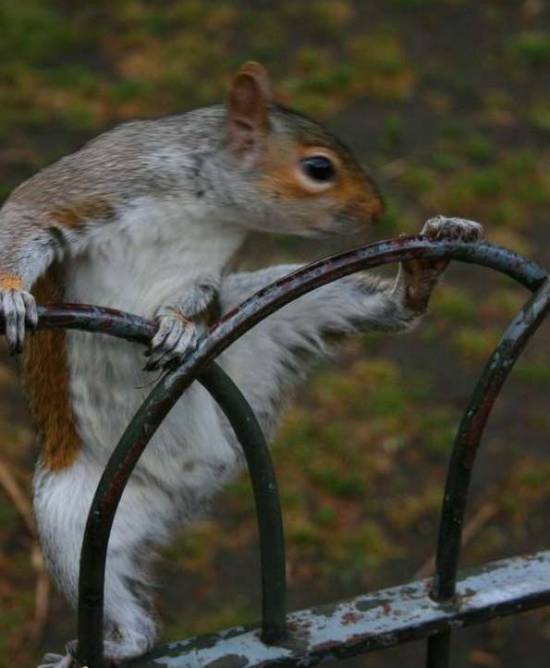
[300,155,336,182]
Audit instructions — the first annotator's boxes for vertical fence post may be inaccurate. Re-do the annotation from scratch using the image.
[426,278,550,667]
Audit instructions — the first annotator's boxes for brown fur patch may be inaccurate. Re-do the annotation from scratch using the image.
[21,265,82,471]
[402,259,446,314]
[0,273,24,291]
[50,197,115,229]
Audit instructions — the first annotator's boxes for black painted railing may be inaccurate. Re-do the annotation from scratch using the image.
[26,234,550,667]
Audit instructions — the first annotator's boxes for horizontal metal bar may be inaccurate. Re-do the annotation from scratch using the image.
[34,303,157,343]
[127,551,550,668]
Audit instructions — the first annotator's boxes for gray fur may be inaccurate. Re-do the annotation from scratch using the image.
[0,101,378,355]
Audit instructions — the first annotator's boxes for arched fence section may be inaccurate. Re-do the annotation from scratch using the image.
[15,235,550,668]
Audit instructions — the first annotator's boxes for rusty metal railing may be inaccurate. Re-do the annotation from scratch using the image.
[27,235,549,667]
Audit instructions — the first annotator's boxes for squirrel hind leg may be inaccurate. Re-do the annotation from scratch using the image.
[38,618,156,667]
[37,650,75,668]
[101,573,157,662]
[34,458,169,665]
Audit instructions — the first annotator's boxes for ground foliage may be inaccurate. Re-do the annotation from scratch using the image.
[0,1,549,666]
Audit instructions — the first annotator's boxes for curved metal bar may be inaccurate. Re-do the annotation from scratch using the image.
[77,360,286,667]
[425,278,550,666]
[433,277,550,600]
[0,302,285,661]
[72,236,547,666]
[197,365,286,643]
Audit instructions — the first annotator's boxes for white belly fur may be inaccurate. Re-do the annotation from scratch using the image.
[64,198,245,501]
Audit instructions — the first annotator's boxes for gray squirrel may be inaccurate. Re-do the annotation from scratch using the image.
[0,62,482,666]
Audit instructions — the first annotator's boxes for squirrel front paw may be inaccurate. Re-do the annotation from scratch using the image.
[408,215,484,277]
[144,309,199,371]
[421,215,483,243]
[401,216,484,313]
[0,288,37,354]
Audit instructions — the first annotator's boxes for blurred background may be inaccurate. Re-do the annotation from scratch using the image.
[0,1,549,666]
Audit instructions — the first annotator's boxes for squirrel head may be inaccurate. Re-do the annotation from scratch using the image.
[220,62,384,237]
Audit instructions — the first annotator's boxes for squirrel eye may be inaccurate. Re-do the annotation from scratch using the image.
[299,155,336,183]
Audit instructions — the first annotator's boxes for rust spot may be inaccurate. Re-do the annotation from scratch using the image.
[342,611,362,625]
[0,273,23,291]
[21,264,82,471]
[287,618,312,637]
[355,597,392,612]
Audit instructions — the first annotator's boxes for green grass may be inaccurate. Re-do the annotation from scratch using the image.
[509,31,550,67]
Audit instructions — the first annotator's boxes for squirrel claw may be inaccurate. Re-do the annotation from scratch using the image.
[0,289,37,355]
[407,216,484,275]
[421,216,483,243]
[402,217,484,313]
[38,641,77,667]
[37,655,74,668]
[144,311,198,372]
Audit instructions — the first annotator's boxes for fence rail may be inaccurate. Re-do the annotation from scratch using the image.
[15,235,549,667]
[128,551,550,668]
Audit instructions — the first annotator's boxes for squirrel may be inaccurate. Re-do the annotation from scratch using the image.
[0,62,482,667]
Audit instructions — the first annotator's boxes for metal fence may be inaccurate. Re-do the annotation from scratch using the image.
[30,235,549,668]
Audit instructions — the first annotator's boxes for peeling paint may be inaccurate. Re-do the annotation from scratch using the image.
[355,598,392,612]
[341,612,362,625]
[129,551,550,668]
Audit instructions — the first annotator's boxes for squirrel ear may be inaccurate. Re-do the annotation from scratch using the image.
[226,62,273,155]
